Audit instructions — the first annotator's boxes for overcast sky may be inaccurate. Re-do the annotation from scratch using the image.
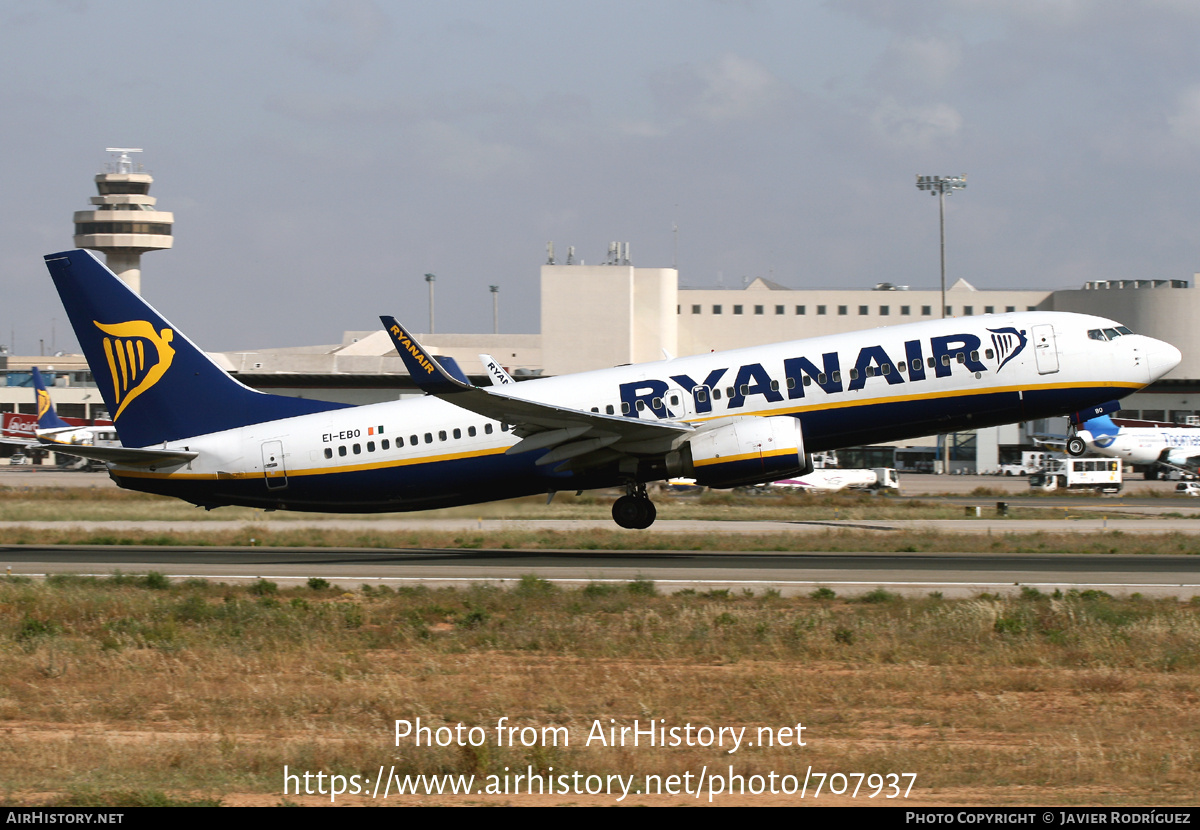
[4,0,1200,355]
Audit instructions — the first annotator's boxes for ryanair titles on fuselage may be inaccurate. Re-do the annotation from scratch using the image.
[619,328,1023,419]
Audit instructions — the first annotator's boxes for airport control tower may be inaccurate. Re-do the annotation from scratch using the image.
[73,148,173,294]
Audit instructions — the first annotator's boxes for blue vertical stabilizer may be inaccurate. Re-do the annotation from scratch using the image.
[43,250,350,448]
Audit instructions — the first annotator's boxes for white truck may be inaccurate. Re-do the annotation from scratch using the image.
[1028,458,1122,493]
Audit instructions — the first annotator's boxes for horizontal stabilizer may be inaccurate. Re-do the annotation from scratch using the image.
[37,439,197,468]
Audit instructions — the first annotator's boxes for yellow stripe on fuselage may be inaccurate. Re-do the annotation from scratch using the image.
[114,445,510,481]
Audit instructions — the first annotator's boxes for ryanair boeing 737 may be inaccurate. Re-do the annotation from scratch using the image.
[42,249,1181,529]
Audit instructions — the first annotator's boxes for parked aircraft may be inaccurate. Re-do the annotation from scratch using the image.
[43,249,1181,528]
[1068,412,1200,476]
[2,367,118,456]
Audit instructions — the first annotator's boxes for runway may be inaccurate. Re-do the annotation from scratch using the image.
[3,545,1198,599]
[4,470,1198,597]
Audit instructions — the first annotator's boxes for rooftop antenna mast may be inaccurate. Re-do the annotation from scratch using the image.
[105,147,143,174]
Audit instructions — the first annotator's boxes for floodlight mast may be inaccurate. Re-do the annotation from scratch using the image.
[915,174,967,474]
[424,273,437,334]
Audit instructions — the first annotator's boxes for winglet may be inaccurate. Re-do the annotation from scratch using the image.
[479,354,516,386]
[380,316,471,394]
[32,367,71,430]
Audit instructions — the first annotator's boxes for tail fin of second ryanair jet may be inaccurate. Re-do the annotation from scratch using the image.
[43,250,349,448]
[32,367,71,430]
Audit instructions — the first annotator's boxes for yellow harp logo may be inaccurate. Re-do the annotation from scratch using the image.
[94,320,176,420]
[36,388,53,422]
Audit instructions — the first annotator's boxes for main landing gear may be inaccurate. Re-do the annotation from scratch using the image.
[612,482,657,530]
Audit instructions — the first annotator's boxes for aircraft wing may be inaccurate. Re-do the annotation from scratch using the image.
[1031,433,1066,450]
[36,439,198,469]
[382,317,694,464]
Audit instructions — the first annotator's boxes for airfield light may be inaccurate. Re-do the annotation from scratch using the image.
[915,174,967,474]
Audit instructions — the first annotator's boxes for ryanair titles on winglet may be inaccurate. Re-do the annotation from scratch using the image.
[619,327,1027,419]
[389,324,436,375]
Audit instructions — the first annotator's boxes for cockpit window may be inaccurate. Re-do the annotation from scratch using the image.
[1089,326,1136,341]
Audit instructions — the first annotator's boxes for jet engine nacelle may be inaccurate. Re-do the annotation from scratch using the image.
[683,416,812,488]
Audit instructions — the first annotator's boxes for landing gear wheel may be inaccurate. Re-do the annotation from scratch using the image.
[612,495,657,529]
[1066,436,1087,457]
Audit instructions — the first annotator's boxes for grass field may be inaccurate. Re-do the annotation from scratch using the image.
[1,574,1197,807]
[2,486,1198,806]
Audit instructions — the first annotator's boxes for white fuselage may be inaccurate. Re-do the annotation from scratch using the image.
[107,311,1180,512]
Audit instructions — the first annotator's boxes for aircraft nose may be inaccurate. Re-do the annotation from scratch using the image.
[1146,340,1182,381]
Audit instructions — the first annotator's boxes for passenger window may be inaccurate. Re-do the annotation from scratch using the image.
[785,378,795,390]
[485,424,494,434]
[803,376,812,386]
[941,355,950,366]
[927,357,936,368]
[696,388,708,402]
[621,402,630,414]
[881,364,890,375]
[831,371,840,383]
[438,430,447,441]
[324,448,332,459]
[382,439,390,450]
[591,407,598,413]
[865,366,875,377]
[849,369,859,380]
[425,433,433,443]
[367,441,375,452]
[970,350,979,362]
[468,426,476,437]
[713,388,722,400]
[726,387,735,397]
[985,349,994,359]
[606,405,614,414]
[353,443,361,454]
[453,428,461,439]
[652,397,662,409]
[410,435,418,445]
[636,400,646,411]
[817,373,826,384]
[338,446,347,457]
[769,380,779,391]
[670,395,679,406]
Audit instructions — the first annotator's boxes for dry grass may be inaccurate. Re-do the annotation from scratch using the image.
[2,523,1200,555]
[0,484,1158,524]
[1,575,1198,806]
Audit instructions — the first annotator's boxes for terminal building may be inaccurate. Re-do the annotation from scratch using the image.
[4,155,1199,471]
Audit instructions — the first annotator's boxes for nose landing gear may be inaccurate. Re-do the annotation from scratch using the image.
[612,482,657,529]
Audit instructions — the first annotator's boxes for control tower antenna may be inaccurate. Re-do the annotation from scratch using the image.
[73,148,174,294]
